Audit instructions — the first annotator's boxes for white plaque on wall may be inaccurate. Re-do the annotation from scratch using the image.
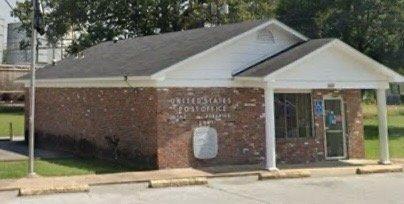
[193,127,218,160]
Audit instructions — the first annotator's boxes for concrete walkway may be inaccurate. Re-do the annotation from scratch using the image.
[2,171,404,203]
[0,140,70,161]
[0,160,402,194]
[0,168,210,192]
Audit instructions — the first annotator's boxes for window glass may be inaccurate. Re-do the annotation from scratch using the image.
[275,94,286,138]
[274,93,313,138]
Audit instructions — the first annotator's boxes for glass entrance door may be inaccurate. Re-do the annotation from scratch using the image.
[324,98,346,159]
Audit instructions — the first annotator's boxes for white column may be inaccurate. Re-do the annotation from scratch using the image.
[376,88,391,165]
[264,85,278,171]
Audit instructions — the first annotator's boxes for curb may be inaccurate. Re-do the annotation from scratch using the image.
[258,170,311,180]
[19,184,90,196]
[356,165,403,175]
[148,177,208,188]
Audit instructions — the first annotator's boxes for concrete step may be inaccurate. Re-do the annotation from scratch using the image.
[356,165,403,175]
[259,170,311,180]
[19,183,89,196]
[148,177,208,188]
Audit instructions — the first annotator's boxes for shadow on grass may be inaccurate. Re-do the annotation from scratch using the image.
[0,106,24,114]
[364,125,404,140]
[40,157,152,175]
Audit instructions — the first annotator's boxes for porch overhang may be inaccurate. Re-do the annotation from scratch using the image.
[233,39,403,171]
[234,39,404,90]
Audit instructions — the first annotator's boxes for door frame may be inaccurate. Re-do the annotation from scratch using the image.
[323,95,347,160]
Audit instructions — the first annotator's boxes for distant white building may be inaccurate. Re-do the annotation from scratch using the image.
[0,18,5,63]
[5,22,72,65]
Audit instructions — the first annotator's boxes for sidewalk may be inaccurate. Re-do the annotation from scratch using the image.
[0,168,210,192]
[0,160,402,195]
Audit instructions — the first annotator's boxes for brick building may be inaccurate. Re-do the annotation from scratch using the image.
[0,64,29,102]
[17,20,404,170]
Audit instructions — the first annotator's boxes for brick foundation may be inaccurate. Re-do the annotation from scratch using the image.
[26,87,364,169]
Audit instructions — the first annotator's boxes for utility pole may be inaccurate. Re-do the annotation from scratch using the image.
[28,0,37,177]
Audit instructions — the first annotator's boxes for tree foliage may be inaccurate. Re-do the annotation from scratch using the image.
[277,0,404,72]
[12,0,276,54]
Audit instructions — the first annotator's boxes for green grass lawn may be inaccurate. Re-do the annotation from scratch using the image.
[0,107,149,180]
[363,104,404,159]
[0,158,144,180]
[0,106,24,137]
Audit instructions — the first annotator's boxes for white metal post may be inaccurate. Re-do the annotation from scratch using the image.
[264,85,278,171]
[28,0,37,177]
[376,88,390,165]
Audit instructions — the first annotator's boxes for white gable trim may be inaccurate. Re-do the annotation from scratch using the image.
[333,40,404,82]
[270,19,309,42]
[151,19,308,80]
[264,39,404,83]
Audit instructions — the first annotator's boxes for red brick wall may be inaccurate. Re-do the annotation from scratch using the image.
[274,89,365,164]
[311,90,365,160]
[155,88,266,168]
[344,90,365,158]
[26,88,158,168]
[27,87,364,169]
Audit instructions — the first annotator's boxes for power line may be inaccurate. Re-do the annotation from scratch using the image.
[3,0,30,27]
[3,0,14,9]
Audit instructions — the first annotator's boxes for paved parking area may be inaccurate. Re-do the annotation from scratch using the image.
[1,173,403,204]
[0,140,69,161]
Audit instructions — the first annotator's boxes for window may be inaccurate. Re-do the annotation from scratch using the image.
[275,93,313,138]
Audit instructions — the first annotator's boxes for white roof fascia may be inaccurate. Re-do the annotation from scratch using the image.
[270,19,309,41]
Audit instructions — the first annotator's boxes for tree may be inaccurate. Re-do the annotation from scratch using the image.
[276,0,404,73]
[12,0,276,55]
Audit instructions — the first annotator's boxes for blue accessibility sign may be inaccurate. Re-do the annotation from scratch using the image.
[314,100,324,116]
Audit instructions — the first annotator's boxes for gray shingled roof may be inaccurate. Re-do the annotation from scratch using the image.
[27,20,267,80]
[234,39,335,77]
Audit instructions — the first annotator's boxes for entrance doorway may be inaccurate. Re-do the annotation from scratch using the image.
[324,98,347,159]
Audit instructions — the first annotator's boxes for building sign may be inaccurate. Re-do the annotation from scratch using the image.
[314,100,324,116]
[168,96,232,126]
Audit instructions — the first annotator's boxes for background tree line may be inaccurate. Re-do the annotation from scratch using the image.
[11,0,403,73]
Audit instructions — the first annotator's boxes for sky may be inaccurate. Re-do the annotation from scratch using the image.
[1,0,20,44]
[1,0,19,23]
